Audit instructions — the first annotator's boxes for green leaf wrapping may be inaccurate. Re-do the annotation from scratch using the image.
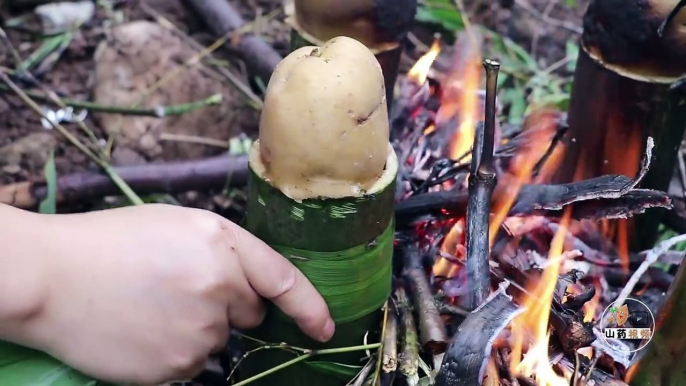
[240,149,397,385]
[270,221,394,323]
[304,361,363,380]
[0,341,103,386]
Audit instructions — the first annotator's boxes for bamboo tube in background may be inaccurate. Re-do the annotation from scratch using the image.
[552,0,686,251]
[284,0,417,110]
[238,36,397,386]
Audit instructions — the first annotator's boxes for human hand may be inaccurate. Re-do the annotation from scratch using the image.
[17,204,334,385]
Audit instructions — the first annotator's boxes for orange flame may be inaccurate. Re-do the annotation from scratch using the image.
[509,208,573,386]
[583,282,601,323]
[433,218,466,277]
[407,38,441,85]
[433,32,483,163]
[447,57,481,161]
[488,110,561,246]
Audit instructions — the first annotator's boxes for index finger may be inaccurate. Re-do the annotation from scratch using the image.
[223,220,335,342]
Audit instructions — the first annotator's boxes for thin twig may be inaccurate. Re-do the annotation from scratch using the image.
[581,353,600,383]
[139,2,264,109]
[0,85,223,116]
[514,0,583,33]
[373,301,390,385]
[159,133,229,148]
[0,70,143,205]
[0,27,23,67]
[350,357,377,386]
[614,233,686,309]
[105,11,268,152]
[570,350,580,386]
[231,343,381,386]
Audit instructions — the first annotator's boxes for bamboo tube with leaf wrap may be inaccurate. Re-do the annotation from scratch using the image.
[238,36,398,386]
[284,0,417,110]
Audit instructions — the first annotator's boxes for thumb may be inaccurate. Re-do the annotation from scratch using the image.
[222,220,335,342]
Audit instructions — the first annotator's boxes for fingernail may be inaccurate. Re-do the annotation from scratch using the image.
[320,318,335,342]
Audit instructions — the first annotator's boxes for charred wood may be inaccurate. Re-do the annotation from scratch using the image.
[436,282,524,386]
[463,60,500,310]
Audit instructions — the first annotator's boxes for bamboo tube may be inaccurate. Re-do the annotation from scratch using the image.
[552,0,686,251]
[238,36,397,386]
[628,254,686,385]
[284,0,417,109]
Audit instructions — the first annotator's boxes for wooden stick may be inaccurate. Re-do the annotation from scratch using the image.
[0,154,248,208]
[182,0,282,85]
[464,59,499,309]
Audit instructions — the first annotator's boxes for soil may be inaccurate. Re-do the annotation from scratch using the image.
[0,0,587,213]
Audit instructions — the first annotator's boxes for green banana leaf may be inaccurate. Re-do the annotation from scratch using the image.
[0,340,106,386]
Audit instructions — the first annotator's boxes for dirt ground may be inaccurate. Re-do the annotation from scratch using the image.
[0,0,587,212]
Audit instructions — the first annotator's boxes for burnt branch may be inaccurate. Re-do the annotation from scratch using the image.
[394,138,670,226]
[436,282,524,386]
[464,59,500,310]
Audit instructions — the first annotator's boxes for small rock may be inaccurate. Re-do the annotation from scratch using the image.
[35,1,95,33]
[111,146,147,167]
[0,132,56,173]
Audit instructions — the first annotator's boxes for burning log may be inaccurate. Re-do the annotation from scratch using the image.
[401,244,448,354]
[436,282,525,386]
[552,0,686,250]
[238,36,397,386]
[285,0,417,108]
[394,174,671,228]
[463,59,500,310]
[0,154,249,209]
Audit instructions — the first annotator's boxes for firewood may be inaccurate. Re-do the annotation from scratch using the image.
[0,154,248,208]
[182,0,282,85]
[436,282,524,386]
[401,244,448,354]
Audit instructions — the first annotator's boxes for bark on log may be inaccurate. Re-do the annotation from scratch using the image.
[182,0,282,85]
[552,0,686,251]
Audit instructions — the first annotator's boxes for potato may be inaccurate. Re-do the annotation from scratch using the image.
[257,36,390,201]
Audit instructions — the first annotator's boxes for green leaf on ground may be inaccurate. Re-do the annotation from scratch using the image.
[0,341,104,386]
[38,148,57,214]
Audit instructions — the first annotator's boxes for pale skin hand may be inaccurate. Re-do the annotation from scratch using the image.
[0,203,334,385]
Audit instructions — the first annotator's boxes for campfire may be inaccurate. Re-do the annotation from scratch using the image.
[385,33,673,386]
